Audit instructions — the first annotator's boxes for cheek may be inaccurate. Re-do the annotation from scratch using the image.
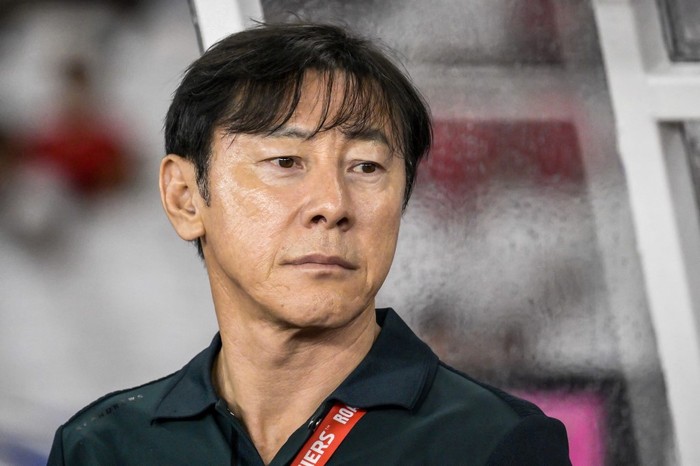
[362,201,403,267]
[208,183,290,258]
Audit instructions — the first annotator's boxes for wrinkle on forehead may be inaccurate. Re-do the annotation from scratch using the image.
[266,121,391,149]
[219,70,401,157]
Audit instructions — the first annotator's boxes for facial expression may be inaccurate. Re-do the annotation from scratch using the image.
[197,75,406,330]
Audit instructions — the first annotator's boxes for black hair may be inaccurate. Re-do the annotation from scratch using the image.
[164,22,432,256]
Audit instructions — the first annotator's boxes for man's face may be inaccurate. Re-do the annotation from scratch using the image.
[198,75,406,330]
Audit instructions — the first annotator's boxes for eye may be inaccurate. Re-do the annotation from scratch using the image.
[353,162,379,174]
[274,157,296,168]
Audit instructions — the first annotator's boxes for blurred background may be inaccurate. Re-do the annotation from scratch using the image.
[1,0,699,465]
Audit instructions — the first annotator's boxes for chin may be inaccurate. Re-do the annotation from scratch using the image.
[272,296,372,331]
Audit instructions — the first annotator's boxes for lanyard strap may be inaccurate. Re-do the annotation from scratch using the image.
[292,403,367,466]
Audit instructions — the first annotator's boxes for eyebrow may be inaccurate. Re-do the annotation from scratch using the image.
[268,126,390,146]
[343,128,390,146]
[268,127,313,139]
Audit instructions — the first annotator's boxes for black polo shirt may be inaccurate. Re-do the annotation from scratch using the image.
[48,308,570,465]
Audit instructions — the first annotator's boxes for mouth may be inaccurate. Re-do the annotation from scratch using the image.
[286,254,358,270]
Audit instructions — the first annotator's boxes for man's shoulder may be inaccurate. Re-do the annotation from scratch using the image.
[48,370,186,466]
[58,333,219,441]
[59,370,181,437]
[48,336,222,465]
[428,363,544,420]
[412,363,570,464]
[343,361,570,464]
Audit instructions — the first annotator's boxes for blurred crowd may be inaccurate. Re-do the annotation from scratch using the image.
[0,2,216,464]
[1,57,132,250]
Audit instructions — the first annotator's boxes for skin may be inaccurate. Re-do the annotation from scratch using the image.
[160,74,406,464]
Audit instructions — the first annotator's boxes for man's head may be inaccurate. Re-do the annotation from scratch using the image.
[165,22,431,218]
[160,23,431,330]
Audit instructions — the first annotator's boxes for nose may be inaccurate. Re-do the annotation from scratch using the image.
[301,169,352,230]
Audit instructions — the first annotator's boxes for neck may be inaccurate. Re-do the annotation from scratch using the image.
[212,306,379,464]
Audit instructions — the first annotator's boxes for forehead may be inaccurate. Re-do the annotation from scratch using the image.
[274,74,387,142]
[274,71,396,146]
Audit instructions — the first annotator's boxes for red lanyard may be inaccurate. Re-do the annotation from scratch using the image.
[291,403,367,466]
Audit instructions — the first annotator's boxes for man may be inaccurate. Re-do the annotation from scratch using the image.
[48,23,570,465]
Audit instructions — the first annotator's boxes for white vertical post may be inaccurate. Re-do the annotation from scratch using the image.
[592,1,700,464]
[189,0,263,52]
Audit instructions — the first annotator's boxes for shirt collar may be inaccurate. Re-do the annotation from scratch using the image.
[153,334,221,420]
[153,308,438,420]
[329,308,438,410]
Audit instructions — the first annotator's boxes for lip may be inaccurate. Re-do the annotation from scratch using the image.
[286,254,358,270]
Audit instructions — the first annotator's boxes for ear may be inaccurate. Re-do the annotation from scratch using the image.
[159,155,206,241]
